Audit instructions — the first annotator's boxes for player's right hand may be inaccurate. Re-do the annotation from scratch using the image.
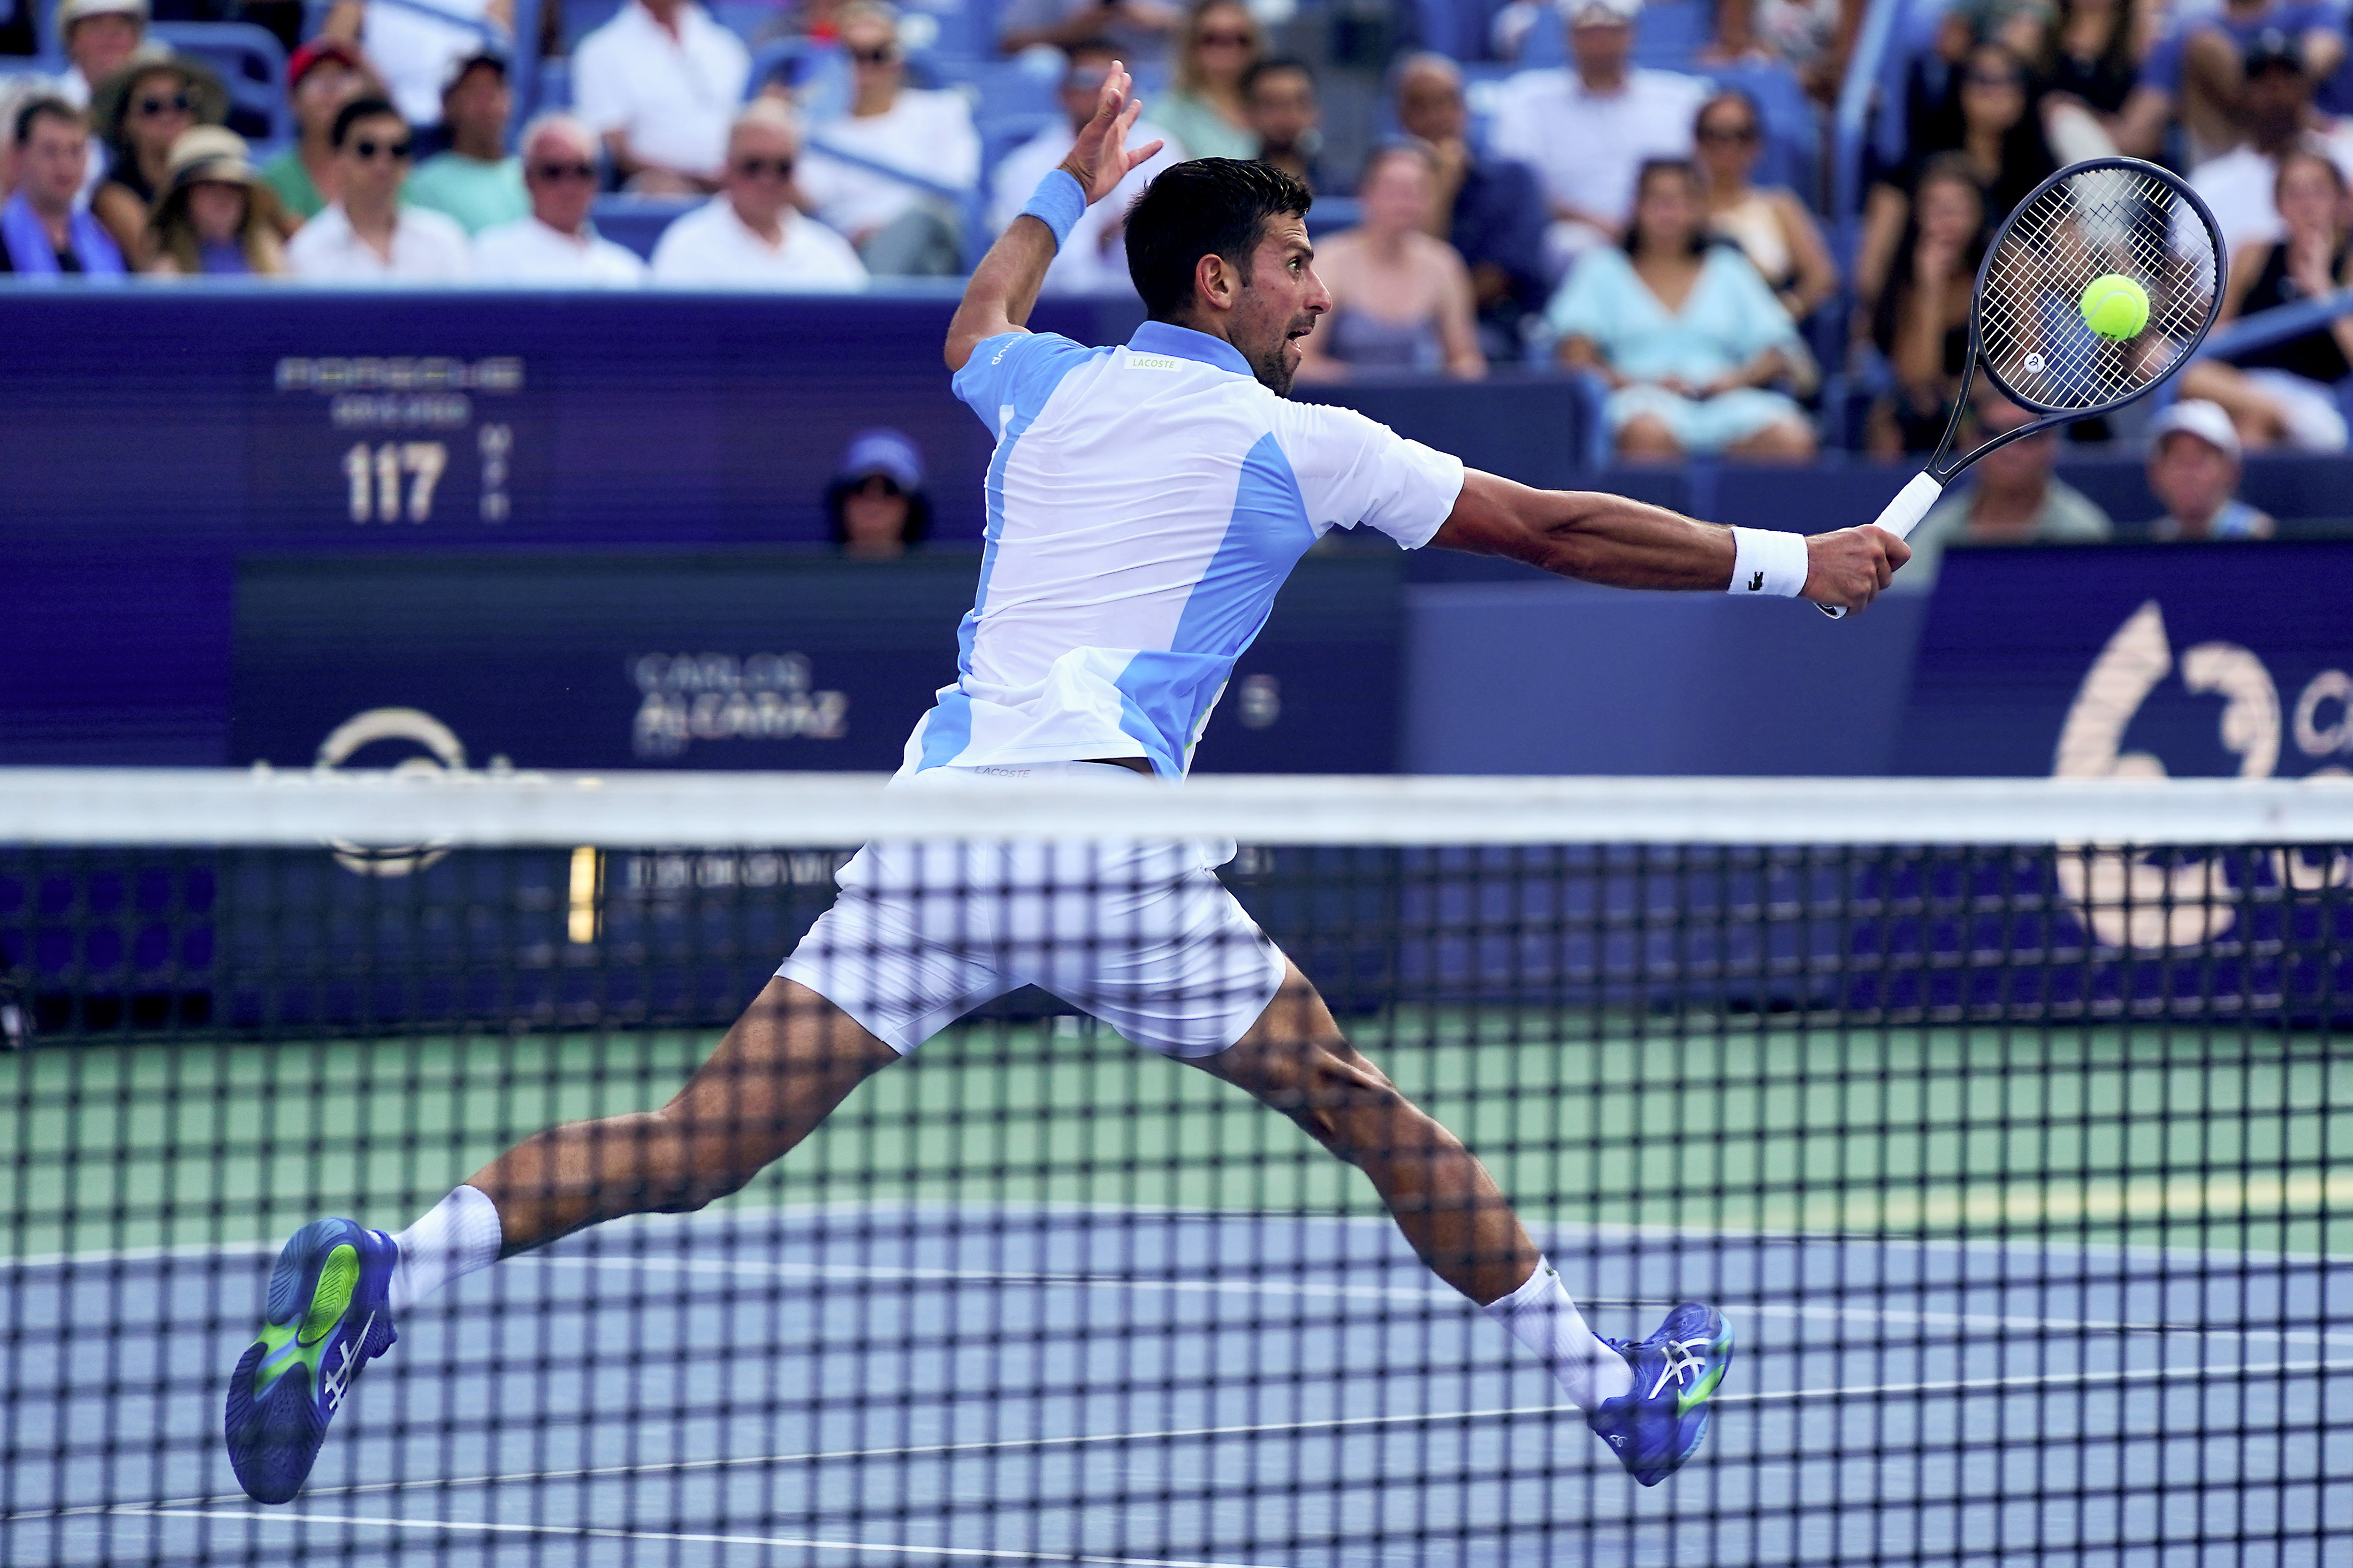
[1057,62,1164,205]
[1801,525,1912,614]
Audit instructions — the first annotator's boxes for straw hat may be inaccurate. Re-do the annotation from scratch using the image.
[164,124,258,190]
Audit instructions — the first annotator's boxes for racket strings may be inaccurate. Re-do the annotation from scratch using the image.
[1978,166,2220,413]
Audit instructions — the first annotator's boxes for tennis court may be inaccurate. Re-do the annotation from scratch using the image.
[9,999,2351,1567]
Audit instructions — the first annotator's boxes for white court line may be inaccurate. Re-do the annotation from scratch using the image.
[120,1354,2353,1514]
[520,1253,2348,1347]
[110,1507,1283,1568]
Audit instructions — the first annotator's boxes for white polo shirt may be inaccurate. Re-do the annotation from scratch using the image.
[799,88,981,236]
[285,202,474,282]
[1491,66,1708,233]
[572,0,751,183]
[908,321,1464,778]
[473,215,648,285]
[646,198,867,288]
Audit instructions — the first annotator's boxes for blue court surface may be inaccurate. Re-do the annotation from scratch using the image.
[5,1205,2350,1567]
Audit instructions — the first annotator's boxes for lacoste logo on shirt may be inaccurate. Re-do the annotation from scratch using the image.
[1747,571,1764,592]
[1123,353,1183,371]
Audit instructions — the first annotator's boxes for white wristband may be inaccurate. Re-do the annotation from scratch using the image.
[1727,526,1809,599]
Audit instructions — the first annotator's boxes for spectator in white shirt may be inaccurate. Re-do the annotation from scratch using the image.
[285,96,472,281]
[52,0,146,110]
[1491,0,1709,276]
[649,101,867,288]
[987,38,1182,295]
[473,112,647,285]
[319,0,511,129]
[573,0,751,194]
[796,3,977,276]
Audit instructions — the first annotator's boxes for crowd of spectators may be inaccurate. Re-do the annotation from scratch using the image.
[1,0,2350,515]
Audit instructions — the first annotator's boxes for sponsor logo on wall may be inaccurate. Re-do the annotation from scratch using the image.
[2051,600,2351,950]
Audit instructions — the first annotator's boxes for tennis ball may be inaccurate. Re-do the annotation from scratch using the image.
[2080,273,2150,340]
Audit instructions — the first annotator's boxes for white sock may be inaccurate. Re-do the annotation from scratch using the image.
[386,1185,504,1315]
[1482,1258,1635,1411]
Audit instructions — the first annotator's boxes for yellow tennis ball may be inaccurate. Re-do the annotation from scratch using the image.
[2080,273,2150,340]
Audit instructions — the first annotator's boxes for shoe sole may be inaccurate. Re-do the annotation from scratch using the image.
[225,1219,385,1505]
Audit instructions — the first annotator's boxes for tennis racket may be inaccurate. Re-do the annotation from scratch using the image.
[1823,156,2226,618]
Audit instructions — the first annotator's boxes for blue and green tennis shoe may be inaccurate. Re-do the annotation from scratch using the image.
[224,1217,400,1504]
[1587,1301,1733,1486]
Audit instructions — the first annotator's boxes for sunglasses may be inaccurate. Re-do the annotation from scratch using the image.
[1195,29,1253,45]
[850,45,900,65]
[1697,124,1758,143]
[733,155,795,179]
[351,136,414,162]
[135,93,195,117]
[531,160,597,182]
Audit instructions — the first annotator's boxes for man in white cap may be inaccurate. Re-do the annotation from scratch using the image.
[1490,0,1708,276]
[50,0,147,109]
[2145,399,2277,541]
[473,112,646,285]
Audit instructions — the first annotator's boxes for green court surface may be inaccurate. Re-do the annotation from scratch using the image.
[10,1011,2351,1261]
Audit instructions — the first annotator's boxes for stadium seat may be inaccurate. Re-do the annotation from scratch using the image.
[589,193,697,258]
[151,21,292,146]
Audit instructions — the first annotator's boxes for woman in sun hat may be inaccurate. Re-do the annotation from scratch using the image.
[145,125,288,276]
[89,49,227,266]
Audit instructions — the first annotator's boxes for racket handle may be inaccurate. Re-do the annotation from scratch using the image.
[1818,471,1944,620]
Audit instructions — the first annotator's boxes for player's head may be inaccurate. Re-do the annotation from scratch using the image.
[1125,157,1324,395]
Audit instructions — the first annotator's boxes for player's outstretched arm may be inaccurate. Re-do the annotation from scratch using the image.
[943,63,1163,372]
[1429,469,1910,613]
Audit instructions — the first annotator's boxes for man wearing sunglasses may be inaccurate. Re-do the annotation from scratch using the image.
[648,100,866,288]
[474,111,648,285]
[285,95,472,280]
[796,1,977,277]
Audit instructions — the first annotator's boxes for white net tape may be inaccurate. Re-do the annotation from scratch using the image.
[1978,163,2221,412]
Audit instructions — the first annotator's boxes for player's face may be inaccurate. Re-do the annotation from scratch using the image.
[1233,216,1330,395]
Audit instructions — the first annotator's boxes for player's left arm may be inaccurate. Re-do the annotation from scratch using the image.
[1429,469,1909,611]
[944,63,1163,372]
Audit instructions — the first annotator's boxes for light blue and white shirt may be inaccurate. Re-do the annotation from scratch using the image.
[905,320,1466,777]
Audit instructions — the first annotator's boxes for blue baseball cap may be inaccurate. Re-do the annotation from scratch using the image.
[836,429,925,490]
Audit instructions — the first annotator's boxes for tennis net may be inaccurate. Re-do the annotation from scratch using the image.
[4,769,2350,1567]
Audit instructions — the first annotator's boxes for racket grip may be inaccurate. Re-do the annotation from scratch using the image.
[1818,471,1944,620]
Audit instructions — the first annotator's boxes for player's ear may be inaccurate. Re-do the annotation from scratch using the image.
[1193,251,1236,313]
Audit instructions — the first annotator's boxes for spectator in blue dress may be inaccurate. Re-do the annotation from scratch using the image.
[1548,157,1815,461]
[2144,400,2277,539]
[1392,52,1548,363]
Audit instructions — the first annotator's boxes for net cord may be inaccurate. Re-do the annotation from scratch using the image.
[1,769,2348,847]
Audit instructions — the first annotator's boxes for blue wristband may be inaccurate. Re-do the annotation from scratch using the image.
[1018,167,1086,250]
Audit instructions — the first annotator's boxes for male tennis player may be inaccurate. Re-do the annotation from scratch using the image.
[226,66,1909,1504]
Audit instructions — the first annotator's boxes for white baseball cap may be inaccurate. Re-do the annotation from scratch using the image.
[1562,0,1642,26]
[55,0,149,31]
[2148,398,2241,461]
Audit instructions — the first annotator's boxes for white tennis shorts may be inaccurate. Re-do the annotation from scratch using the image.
[777,762,1289,1058]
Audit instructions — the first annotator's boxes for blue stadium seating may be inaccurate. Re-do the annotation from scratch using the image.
[151,21,292,146]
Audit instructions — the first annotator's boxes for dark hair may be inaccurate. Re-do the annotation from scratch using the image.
[1242,56,1313,100]
[1124,157,1313,320]
[2275,141,2348,200]
[330,95,402,149]
[1694,86,1761,137]
[13,93,85,147]
[1624,158,1707,257]
[825,473,932,546]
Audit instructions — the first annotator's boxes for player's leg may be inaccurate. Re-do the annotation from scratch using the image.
[1191,959,1731,1486]
[226,977,901,1503]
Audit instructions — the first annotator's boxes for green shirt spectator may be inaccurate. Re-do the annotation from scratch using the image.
[1893,392,2114,591]
[403,149,527,233]
[402,49,526,236]
[260,146,328,220]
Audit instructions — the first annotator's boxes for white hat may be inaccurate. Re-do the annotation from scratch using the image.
[1562,0,1641,25]
[55,0,149,31]
[2148,398,2241,461]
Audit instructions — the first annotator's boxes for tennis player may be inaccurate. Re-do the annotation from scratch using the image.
[226,65,1909,1505]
